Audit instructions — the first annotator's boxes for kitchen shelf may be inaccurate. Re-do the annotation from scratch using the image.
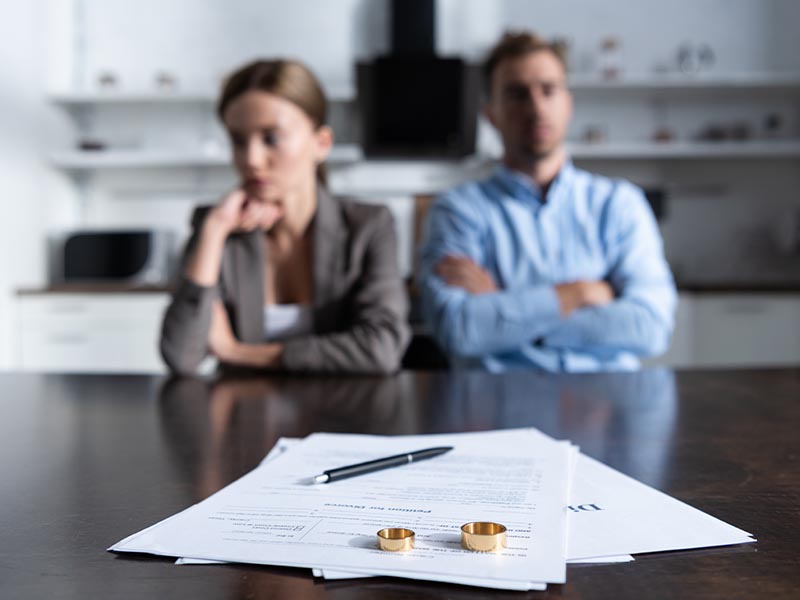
[48,75,800,106]
[568,72,800,94]
[50,91,217,105]
[50,144,363,169]
[48,82,356,105]
[568,140,800,159]
[51,141,800,171]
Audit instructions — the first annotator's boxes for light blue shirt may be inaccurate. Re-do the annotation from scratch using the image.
[418,161,677,372]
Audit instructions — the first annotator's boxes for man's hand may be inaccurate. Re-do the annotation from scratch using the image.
[555,281,615,316]
[435,255,497,295]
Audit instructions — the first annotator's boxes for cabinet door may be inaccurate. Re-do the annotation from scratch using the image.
[21,328,164,373]
[18,293,170,373]
[692,294,800,367]
[20,294,169,324]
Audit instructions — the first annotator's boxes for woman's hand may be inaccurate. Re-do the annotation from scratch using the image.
[208,301,284,369]
[187,188,282,287]
[207,188,285,237]
[208,301,239,362]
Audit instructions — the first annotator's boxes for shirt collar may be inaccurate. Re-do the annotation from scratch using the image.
[492,159,575,206]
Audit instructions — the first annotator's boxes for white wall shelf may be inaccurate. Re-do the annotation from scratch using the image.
[50,144,363,170]
[49,74,800,103]
[568,72,800,94]
[50,91,217,105]
[49,140,800,175]
[48,83,356,105]
[568,140,800,159]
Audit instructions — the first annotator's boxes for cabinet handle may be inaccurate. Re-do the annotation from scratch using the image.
[49,305,88,315]
[722,303,766,314]
[48,334,88,344]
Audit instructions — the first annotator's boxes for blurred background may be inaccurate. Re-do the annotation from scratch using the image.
[1,0,799,373]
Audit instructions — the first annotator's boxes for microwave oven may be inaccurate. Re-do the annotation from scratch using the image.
[49,229,176,286]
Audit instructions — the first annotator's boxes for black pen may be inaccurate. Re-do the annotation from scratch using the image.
[312,446,454,484]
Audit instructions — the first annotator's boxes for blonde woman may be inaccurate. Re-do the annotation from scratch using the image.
[161,59,409,375]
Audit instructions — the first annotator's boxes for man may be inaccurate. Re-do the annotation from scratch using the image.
[418,31,677,372]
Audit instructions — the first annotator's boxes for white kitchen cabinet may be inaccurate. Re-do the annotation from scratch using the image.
[646,292,800,369]
[690,293,800,368]
[15,291,800,372]
[17,293,171,373]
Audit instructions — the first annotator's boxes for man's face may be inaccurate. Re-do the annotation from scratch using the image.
[485,50,572,168]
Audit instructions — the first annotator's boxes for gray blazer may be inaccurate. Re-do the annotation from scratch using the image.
[160,188,410,375]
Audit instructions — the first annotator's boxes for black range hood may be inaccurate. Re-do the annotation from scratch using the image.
[391,0,436,56]
[357,0,478,159]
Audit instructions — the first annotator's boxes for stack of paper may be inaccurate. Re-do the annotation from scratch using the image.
[110,428,754,591]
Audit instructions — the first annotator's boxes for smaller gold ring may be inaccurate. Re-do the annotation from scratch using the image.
[377,528,415,552]
[461,521,507,552]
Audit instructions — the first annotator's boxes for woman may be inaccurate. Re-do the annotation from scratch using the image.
[160,59,409,375]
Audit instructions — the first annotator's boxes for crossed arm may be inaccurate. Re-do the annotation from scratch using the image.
[436,255,614,317]
[419,190,676,359]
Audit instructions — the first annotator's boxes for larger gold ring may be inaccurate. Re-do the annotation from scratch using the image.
[377,528,415,552]
[461,522,507,552]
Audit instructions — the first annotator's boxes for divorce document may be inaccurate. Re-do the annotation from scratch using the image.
[111,429,573,590]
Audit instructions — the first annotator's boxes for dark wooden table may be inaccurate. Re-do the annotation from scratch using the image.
[1,369,798,599]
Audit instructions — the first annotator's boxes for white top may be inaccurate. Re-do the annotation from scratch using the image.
[264,304,313,341]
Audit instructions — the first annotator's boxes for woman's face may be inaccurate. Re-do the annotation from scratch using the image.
[223,90,331,204]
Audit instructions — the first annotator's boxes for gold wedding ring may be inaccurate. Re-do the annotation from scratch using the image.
[377,528,415,552]
[461,522,507,552]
